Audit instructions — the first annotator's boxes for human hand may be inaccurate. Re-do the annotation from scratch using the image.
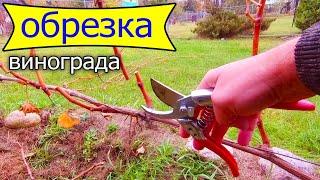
[198,38,315,129]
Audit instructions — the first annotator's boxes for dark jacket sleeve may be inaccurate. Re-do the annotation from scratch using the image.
[295,22,320,95]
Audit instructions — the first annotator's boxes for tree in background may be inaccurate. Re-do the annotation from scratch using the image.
[172,2,184,17]
[295,0,320,30]
[184,0,197,12]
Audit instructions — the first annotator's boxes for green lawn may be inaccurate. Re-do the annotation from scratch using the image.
[262,15,301,36]
[0,38,282,111]
[0,15,319,165]
[168,22,196,39]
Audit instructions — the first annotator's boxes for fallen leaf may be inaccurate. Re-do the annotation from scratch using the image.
[20,102,40,114]
[136,146,145,155]
[58,111,80,128]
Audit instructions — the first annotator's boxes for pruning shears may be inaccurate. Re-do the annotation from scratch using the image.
[142,79,316,177]
[142,79,240,176]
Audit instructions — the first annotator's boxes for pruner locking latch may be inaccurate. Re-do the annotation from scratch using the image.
[177,118,205,140]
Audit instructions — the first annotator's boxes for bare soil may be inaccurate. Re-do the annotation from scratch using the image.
[0,108,272,179]
[0,109,185,179]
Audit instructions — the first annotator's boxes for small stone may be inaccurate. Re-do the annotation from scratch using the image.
[4,110,41,128]
[258,147,318,179]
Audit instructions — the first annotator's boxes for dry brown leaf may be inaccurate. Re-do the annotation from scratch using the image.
[58,111,80,128]
[20,102,40,114]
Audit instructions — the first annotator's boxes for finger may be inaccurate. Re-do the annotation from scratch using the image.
[212,104,233,125]
[234,116,259,146]
[198,68,223,89]
[230,115,259,130]
[211,90,234,125]
[237,130,254,146]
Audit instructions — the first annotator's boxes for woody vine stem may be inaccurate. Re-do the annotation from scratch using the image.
[0,0,316,179]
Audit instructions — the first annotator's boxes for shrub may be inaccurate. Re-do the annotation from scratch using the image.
[193,7,276,39]
[261,18,276,31]
[295,0,320,30]
[240,16,276,33]
[193,8,243,38]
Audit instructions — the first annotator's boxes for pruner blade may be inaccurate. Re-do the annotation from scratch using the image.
[150,78,185,107]
[142,79,213,119]
[141,105,184,119]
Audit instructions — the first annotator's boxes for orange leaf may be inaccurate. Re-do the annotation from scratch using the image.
[58,112,80,128]
[20,102,40,114]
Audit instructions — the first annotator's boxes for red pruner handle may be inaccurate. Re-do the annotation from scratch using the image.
[205,121,239,177]
[179,120,240,177]
[195,138,239,177]
[179,126,190,138]
[178,107,239,176]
